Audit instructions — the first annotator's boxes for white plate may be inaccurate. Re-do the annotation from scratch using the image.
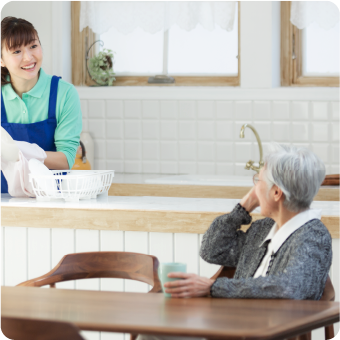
[28,159,57,195]
[1,127,19,162]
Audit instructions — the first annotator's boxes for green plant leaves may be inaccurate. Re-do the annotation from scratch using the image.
[88,48,116,86]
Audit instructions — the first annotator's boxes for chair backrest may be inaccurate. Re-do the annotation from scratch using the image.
[1,316,85,340]
[319,275,335,301]
[211,266,335,302]
[17,251,162,293]
[210,266,236,280]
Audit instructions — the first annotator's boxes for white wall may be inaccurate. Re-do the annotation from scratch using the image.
[1,1,72,82]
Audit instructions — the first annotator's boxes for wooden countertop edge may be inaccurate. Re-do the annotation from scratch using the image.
[109,183,340,201]
[2,206,339,238]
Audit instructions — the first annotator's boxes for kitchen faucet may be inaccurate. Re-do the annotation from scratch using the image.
[239,124,264,173]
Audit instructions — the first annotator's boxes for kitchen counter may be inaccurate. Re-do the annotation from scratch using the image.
[109,174,339,201]
[2,193,339,237]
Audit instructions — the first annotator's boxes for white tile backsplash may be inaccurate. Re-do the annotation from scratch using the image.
[292,102,309,120]
[197,101,214,119]
[125,120,141,139]
[161,162,178,174]
[179,162,197,174]
[216,142,234,162]
[124,100,141,118]
[272,122,291,141]
[161,121,177,140]
[106,141,123,159]
[80,100,88,118]
[106,120,123,139]
[106,100,123,119]
[142,100,159,119]
[216,101,233,120]
[160,142,178,160]
[179,121,196,140]
[332,123,339,142]
[197,142,214,161]
[179,101,196,119]
[88,100,105,118]
[292,122,309,142]
[272,101,290,120]
[312,123,329,142]
[311,102,328,120]
[235,101,252,120]
[88,119,106,139]
[179,142,196,161]
[81,98,338,174]
[142,161,160,173]
[331,144,339,163]
[142,121,159,140]
[253,101,271,120]
[332,102,339,120]
[197,162,215,175]
[161,101,178,119]
[142,141,159,160]
[124,141,141,160]
[216,121,234,141]
[197,121,214,140]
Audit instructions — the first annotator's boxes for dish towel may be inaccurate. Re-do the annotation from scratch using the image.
[1,139,47,197]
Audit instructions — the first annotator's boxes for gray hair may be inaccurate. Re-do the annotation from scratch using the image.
[263,143,326,213]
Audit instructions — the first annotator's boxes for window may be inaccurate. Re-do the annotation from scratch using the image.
[72,2,240,86]
[281,1,339,87]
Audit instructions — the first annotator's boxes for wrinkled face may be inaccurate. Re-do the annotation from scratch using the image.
[1,36,43,83]
[255,167,277,218]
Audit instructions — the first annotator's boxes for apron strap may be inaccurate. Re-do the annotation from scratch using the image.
[1,91,8,124]
[48,76,61,120]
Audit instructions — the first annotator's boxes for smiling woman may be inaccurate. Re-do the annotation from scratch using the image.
[0,16,82,194]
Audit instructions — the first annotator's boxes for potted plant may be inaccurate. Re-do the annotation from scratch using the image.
[88,48,116,86]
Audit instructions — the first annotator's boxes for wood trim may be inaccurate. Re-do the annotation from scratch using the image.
[71,1,97,86]
[281,1,339,87]
[108,183,340,202]
[2,206,339,238]
[281,1,293,86]
[113,76,239,87]
[109,184,252,199]
[71,2,240,87]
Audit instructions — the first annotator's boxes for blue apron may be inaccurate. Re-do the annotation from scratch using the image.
[1,75,61,193]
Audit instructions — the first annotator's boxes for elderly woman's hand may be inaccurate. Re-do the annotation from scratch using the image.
[240,186,260,213]
[163,272,215,298]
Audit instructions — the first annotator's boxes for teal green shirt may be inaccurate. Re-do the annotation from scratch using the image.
[1,68,82,169]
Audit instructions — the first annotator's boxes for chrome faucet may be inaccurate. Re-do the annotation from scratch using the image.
[239,124,264,173]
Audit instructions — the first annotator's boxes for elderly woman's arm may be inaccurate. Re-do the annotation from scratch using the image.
[200,203,252,267]
[211,224,332,300]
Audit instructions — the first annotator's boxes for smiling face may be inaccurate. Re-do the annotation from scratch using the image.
[1,36,43,85]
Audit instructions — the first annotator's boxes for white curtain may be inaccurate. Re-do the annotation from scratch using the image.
[290,1,339,30]
[79,1,237,35]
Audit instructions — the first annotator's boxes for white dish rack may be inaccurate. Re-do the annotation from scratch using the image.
[29,170,115,202]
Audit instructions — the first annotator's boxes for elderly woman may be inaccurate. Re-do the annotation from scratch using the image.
[163,143,332,300]
[137,143,332,340]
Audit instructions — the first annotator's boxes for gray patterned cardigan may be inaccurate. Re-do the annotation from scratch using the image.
[200,204,332,300]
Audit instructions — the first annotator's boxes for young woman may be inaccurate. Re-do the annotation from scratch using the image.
[1,16,82,193]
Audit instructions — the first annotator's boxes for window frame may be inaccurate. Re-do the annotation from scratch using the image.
[281,1,339,87]
[71,1,240,87]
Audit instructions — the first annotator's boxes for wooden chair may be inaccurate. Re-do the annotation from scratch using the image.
[212,266,336,340]
[17,251,163,340]
[1,316,85,340]
[17,251,162,292]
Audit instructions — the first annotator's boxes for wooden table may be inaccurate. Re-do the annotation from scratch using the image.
[2,286,339,340]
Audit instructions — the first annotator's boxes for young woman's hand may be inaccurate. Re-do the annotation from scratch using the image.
[163,272,215,298]
[240,186,260,213]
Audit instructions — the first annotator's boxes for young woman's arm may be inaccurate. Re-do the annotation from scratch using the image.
[44,151,69,170]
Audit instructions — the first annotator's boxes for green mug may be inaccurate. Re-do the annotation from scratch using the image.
[158,262,187,298]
